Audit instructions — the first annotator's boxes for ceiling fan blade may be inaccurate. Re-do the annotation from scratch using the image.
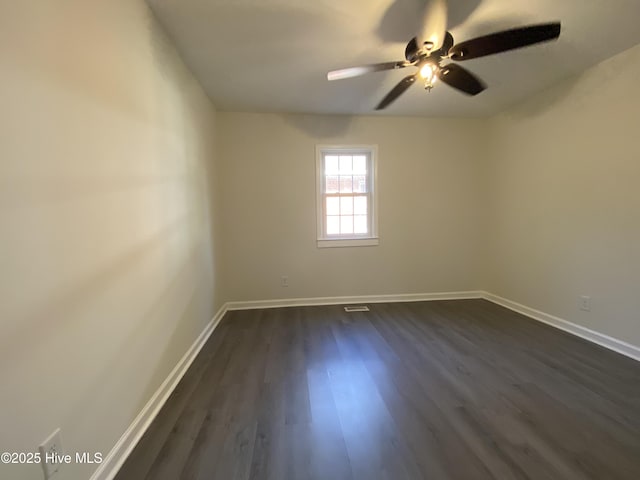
[438,64,486,95]
[375,74,418,110]
[449,22,561,61]
[327,61,409,81]
[417,0,448,51]
[405,37,420,62]
[433,31,454,58]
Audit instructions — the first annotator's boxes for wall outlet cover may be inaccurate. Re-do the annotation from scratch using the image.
[579,295,591,312]
[38,428,63,479]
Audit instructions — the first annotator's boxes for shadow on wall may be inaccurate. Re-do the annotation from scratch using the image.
[499,73,581,120]
[63,243,205,443]
[377,0,482,44]
[499,37,633,120]
[147,8,183,85]
[279,113,356,139]
[0,213,193,373]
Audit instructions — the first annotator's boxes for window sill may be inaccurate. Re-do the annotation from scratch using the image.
[317,237,379,248]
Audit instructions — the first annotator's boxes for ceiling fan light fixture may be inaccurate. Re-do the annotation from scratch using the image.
[419,63,437,81]
[419,63,438,91]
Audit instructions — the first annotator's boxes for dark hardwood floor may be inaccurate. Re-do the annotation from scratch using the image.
[115,299,640,480]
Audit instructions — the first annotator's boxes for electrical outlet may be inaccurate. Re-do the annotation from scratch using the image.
[579,295,591,312]
[38,428,63,479]
[281,275,289,287]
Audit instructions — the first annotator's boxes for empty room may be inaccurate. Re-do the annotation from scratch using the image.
[2,0,640,479]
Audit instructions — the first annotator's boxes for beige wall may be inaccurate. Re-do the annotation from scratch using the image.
[485,43,640,346]
[0,1,222,479]
[218,113,488,302]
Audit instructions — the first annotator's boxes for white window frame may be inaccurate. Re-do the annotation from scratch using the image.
[316,145,379,248]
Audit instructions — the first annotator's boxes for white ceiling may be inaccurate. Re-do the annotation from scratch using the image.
[148,0,640,117]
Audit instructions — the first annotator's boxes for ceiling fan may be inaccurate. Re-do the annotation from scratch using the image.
[327,18,561,110]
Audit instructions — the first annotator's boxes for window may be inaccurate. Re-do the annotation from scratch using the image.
[316,145,378,248]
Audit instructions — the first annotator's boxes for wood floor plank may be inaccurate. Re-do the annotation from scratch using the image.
[116,299,640,480]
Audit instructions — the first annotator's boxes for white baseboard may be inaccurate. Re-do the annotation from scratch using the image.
[90,304,229,480]
[482,292,640,362]
[226,290,484,311]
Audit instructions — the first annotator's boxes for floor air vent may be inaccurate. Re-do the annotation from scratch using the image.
[344,305,370,312]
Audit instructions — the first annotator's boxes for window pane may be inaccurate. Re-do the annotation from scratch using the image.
[354,215,368,234]
[327,216,340,234]
[340,197,353,215]
[340,216,353,234]
[326,197,339,216]
[339,155,352,174]
[325,175,339,193]
[319,148,375,242]
[353,156,367,174]
[339,176,353,193]
[353,175,367,193]
[325,156,339,174]
[354,196,367,215]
